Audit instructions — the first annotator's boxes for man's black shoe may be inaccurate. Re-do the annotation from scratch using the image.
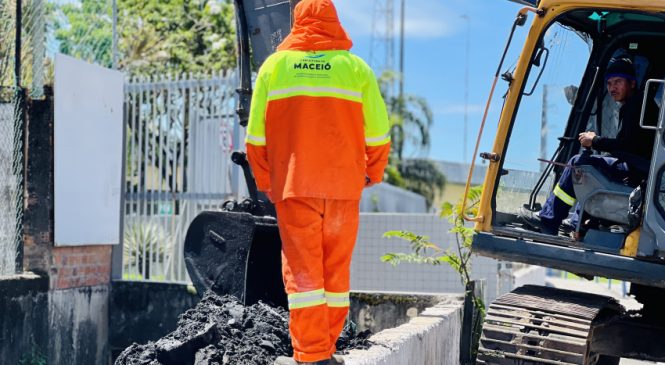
[517,206,558,235]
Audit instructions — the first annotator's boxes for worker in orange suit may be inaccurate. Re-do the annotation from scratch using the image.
[245,0,390,364]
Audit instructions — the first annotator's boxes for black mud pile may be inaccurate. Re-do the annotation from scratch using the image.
[115,292,372,365]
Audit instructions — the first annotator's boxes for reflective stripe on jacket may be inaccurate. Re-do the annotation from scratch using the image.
[245,49,390,202]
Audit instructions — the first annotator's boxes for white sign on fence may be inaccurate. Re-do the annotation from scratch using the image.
[54,54,124,246]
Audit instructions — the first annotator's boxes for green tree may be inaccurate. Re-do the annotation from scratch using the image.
[54,0,113,68]
[54,0,237,75]
[381,185,482,287]
[378,71,445,208]
[398,158,446,209]
[381,185,484,362]
[378,70,433,160]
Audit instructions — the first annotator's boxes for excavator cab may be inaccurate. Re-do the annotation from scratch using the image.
[489,7,665,255]
[471,2,665,279]
[468,1,665,363]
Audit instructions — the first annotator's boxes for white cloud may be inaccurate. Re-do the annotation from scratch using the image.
[336,0,464,39]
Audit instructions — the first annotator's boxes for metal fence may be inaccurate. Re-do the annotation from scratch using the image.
[122,71,242,283]
[0,94,23,276]
[0,0,35,275]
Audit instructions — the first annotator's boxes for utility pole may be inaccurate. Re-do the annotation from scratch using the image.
[15,0,21,87]
[399,0,405,102]
[541,84,548,172]
[462,15,470,163]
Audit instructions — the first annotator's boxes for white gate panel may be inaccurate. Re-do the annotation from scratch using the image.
[54,54,123,246]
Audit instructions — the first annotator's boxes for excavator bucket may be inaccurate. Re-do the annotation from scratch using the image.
[184,152,287,308]
[184,1,294,308]
[184,211,286,308]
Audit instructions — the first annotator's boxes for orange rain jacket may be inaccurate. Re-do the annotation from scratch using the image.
[245,0,391,203]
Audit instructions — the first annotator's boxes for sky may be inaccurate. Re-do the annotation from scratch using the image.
[334,0,587,171]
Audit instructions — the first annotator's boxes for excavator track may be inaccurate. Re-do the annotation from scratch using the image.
[477,285,622,365]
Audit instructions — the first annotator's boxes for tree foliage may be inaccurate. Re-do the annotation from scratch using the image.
[381,185,482,287]
[397,159,446,210]
[378,70,433,160]
[54,0,237,75]
[378,71,445,207]
[381,185,485,362]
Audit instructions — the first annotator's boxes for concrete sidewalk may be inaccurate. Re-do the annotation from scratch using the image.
[545,276,641,310]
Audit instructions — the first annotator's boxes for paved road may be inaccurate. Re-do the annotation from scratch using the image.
[545,277,664,365]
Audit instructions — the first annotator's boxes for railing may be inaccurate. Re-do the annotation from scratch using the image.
[122,71,242,283]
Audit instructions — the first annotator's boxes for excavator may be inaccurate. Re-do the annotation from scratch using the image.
[464,0,665,363]
[183,0,665,364]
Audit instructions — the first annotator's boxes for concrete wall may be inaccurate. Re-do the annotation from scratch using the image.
[109,281,200,359]
[48,286,109,365]
[349,292,453,334]
[0,274,49,365]
[3,89,113,365]
[360,183,428,213]
[512,265,547,290]
[344,298,464,365]
[352,213,516,304]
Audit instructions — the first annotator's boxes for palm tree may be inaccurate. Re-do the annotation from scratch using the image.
[378,71,445,209]
[379,70,433,160]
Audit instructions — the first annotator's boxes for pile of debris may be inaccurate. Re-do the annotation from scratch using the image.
[115,292,371,365]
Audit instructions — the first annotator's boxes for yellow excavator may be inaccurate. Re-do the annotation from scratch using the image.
[465,0,665,363]
[183,0,665,363]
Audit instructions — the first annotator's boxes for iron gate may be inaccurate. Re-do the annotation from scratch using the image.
[122,71,243,283]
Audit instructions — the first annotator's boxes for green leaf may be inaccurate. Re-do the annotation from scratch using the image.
[440,201,454,218]
[438,254,463,273]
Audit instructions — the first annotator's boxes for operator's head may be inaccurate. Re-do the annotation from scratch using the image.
[605,58,636,103]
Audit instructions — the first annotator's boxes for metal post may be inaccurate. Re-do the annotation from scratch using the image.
[540,84,548,172]
[289,0,301,27]
[14,0,24,274]
[111,98,127,280]
[462,15,470,163]
[15,0,21,87]
[399,0,405,101]
[112,0,118,69]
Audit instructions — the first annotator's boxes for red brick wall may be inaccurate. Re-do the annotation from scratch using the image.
[51,246,112,290]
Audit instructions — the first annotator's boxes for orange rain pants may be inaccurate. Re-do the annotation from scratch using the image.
[275,197,360,362]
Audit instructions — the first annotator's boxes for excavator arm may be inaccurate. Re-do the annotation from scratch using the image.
[183,0,297,308]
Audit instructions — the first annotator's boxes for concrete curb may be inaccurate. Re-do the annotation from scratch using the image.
[342,299,464,365]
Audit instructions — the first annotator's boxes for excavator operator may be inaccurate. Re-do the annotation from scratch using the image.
[519,57,657,236]
[245,0,391,364]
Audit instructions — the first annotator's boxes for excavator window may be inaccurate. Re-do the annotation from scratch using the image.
[493,15,590,218]
[492,8,665,249]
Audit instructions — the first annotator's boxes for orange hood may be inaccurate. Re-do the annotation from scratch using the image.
[277,0,353,51]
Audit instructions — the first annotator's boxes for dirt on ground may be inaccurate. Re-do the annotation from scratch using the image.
[115,292,372,365]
